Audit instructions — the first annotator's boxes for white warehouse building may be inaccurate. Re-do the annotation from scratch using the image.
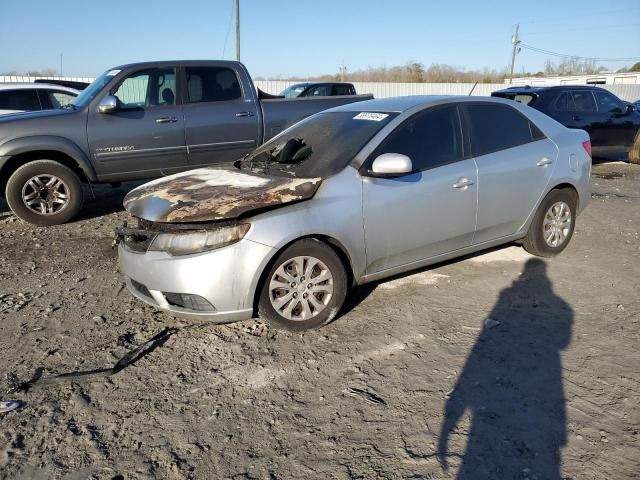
[506,72,640,86]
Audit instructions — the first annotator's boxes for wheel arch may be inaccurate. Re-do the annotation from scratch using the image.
[250,234,356,316]
[0,137,97,197]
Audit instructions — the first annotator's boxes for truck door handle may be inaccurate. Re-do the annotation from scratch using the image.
[156,116,178,123]
[537,157,554,167]
[453,177,474,189]
[235,111,255,117]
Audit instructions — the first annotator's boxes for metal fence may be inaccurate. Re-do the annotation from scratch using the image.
[2,76,639,102]
[255,80,640,102]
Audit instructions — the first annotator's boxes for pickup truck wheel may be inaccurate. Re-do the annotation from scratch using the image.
[258,239,347,331]
[522,188,577,258]
[5,160,83,226]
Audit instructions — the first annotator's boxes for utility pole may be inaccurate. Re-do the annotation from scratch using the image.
[339,62,347,81]
[59,54,63,77]
[509,24,520,84]
[235,0,240,62]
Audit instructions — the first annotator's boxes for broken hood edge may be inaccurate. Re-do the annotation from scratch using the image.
[123,167,322,224]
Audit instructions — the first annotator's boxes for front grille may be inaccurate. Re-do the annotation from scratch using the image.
[123,232,155,253]
[115,224,156,253]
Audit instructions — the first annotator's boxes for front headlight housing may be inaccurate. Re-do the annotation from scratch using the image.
[148,224,250,256]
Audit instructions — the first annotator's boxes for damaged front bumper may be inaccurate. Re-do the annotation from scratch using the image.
[115,221,275,323]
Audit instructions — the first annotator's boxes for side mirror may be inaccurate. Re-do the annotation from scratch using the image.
[370,153,413,177]
[626,103,635,114]
[98,95,118,114]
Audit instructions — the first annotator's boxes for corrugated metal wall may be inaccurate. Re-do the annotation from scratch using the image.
[255,80,640,102]
[0,75,95,84]
[2,76,639,101]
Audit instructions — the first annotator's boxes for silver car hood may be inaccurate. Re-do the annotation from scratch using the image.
[123,167,322,223]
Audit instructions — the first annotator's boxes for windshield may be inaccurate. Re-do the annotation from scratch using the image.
[279,84,307,98]
[71,70,119,108]
[237,111,398,178]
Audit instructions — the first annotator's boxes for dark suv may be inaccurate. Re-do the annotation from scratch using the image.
[492,85,640,162]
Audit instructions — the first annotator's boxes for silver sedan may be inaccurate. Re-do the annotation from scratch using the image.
[117,96,591,331]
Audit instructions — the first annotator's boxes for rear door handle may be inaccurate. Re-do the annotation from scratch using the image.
[572,115,581,121]
[453,177,475,189]
[537,157,554,167]
[156,116,178,123]
[235,111,255,117]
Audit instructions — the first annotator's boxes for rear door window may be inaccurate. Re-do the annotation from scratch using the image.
[571,91,597,112]
[375,105,464,171]
[0,89,41,111]
[333,85,354,95]
[464,103,541,156]
[305,85,332,96]
[184,66,242,103]
[555,92,577,112]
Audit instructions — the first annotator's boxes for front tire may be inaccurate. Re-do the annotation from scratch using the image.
[5,160,83,226]
[522,188,577,257]
[258,239,348,331]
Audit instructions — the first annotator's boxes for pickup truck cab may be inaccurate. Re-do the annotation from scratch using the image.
[0,60,372,225]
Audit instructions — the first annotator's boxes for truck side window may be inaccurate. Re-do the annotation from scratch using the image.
[184,67,242,103]
[113,68,176,109]
[0,89,41,111]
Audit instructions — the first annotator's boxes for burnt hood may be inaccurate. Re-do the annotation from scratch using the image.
[123,167,322,223]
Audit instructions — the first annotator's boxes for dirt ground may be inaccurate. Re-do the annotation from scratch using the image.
[0,161,638,480]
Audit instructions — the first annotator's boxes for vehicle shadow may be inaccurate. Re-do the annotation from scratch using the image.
[73,181,147,222]
[437,258,572,479]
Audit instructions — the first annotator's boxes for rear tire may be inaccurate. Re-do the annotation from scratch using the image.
[258,239,348,331]
[522,188,577,257]
[5,160,83,226]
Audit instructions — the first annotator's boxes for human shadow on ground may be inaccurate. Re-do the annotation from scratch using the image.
[438,258,573,480]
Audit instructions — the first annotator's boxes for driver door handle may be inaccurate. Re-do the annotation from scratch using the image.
[156,116,178,123]
[537,157,554,167]
[235,111,255,117]
[453,177,475,189]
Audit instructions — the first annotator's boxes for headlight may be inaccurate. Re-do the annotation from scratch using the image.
[148,224,250,256]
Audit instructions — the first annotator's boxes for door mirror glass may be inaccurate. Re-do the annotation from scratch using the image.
[98,95,118,113]
[370,153,413,176]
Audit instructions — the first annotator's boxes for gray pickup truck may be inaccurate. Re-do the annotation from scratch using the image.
[0,60,372,225]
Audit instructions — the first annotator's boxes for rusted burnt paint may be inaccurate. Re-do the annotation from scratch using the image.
[124,167,322,223]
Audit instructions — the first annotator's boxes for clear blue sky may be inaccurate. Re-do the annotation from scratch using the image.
[0,0,638,78]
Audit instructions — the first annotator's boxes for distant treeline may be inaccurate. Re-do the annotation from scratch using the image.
[258,59,640,83]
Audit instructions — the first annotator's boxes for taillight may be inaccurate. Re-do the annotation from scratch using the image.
[582,140,592,158]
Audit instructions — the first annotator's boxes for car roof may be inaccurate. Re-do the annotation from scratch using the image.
[0,83,79,93]
[326,95,508,113]
[110,60,244,70]
[494,84,610,94]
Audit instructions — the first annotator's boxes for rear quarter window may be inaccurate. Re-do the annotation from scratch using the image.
[464,103,543,157]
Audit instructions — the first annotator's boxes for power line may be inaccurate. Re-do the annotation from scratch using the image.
[221,0,234,58]
[519,43,640,62]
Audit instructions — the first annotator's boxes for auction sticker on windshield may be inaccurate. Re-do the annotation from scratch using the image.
[353,112,389,121]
